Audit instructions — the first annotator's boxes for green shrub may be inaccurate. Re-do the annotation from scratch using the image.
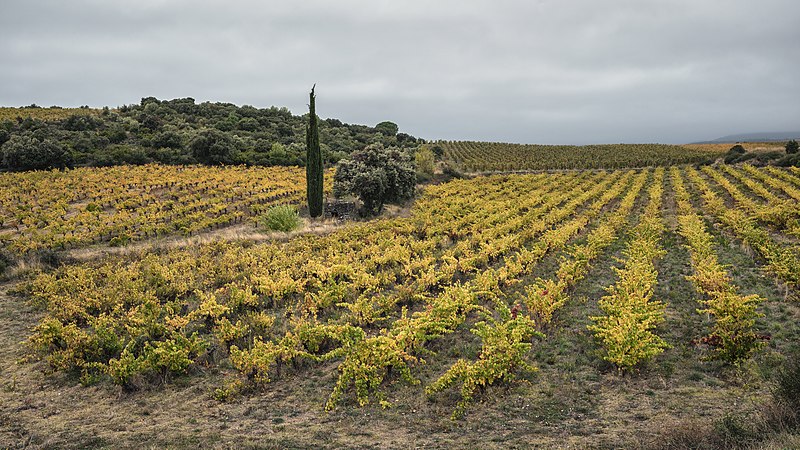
[441,160,465,179]
[724,144,747,164]
[415,146,435,181]
[775,153,800,167]
[260,205,301,232]
[753,151,783,165]
[774,350,800,414]
[786,139,799,155]
[728,144,746,155]
[1,133,71,171]
[0,251,11,278]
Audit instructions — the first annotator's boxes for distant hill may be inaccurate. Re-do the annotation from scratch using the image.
[0,98,421,171]
[693,131,800,144]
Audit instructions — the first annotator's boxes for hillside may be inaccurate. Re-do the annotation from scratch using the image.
[0,99,420,170]
[694,131,800,144]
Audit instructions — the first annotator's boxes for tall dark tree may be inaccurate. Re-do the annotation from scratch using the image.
[306,85,324,218]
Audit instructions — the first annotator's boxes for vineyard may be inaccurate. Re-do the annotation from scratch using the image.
[1,160,798,447]
[439,141,725,171]
[0,106,100,122]
[0,164,332,255]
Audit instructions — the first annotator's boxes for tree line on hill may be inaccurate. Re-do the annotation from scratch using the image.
[0,97,421,171]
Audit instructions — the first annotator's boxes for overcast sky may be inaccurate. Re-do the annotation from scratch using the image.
[1,0,798,144]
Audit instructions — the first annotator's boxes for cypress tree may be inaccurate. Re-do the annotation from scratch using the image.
[306,84,323,217]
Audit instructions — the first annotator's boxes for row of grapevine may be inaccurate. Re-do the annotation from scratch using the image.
[749,165,800,202]
[671,168,764,362]
[686,167,800,289]
[323,170,641,410]
[588,168,668,370]
[704,165,800,237]
[24,167,637,411]
[426,171,649,418]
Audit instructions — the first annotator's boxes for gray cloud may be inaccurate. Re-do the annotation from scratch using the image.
[1,0,798,143]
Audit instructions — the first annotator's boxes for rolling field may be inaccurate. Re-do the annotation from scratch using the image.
[438,141,725,171]
[1,161,799,448]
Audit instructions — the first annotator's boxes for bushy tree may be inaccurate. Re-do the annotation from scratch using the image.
[151,130,183,149]
[333,143,416,216]
[728,144,746,155]
[786,139,799,155]
[724,144,747,164]
[237,117,260,131]
[260,205,301,232]
[189,128,238,165]
[1,134,70,171]
[62,114,100,131]
[375,121,398,136]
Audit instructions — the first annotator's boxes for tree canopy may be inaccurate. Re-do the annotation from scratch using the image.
[333,143,416,216]
[1,134,70,171]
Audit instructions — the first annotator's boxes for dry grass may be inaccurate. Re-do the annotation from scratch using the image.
[58,202,419,264]
[64,218,348,263]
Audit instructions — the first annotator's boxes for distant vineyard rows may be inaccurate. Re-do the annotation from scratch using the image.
[439,141,724,171]
[0,164,332,254]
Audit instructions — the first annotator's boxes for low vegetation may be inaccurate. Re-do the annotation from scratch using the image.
[1,136,799,448]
